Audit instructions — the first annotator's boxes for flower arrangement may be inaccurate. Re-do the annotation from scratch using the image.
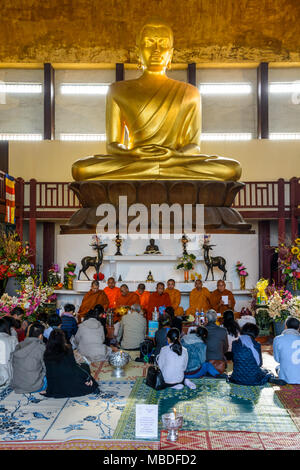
[176,253,197,271]
[47,264,62,287]
[0,232,33,286]
[0,277,56,322]
[267,288,300,322]
[276,238,300,291]
[236,261,248,277]
[63,261,77,288]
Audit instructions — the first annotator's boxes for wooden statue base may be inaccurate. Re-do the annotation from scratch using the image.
[60,180,252,234]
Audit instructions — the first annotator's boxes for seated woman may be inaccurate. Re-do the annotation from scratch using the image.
[229,323,284,386]
[43,329,99,398]
[181,326,208,377]
[222,310,241,361]
[157,328,195,390]
[74,309,115,363]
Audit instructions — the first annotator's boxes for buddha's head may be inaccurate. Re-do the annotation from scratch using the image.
[136,18,174,73]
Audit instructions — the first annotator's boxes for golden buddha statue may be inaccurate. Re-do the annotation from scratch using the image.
[72,18,242,182]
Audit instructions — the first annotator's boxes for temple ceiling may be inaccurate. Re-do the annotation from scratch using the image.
[1,0,300,64]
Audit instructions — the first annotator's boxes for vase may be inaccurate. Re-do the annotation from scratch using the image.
[184,270,190,282]
[67,277,74,290]
[240,276,246,290]
[273,320,285,336]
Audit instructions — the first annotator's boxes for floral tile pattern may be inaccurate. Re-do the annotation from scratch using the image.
[0,381,134,442]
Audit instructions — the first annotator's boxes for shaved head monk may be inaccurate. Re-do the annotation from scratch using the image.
[147,282,171,322]
[135,283,150,314]
[104,277,121,309]
[165,279,184,317]
[77,280,109,323]
[210,280,236,315]
[186,279,211,316]
[115,284,140,308]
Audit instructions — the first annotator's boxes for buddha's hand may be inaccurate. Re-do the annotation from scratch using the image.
[178,144,201,155]
[131,145,174,158]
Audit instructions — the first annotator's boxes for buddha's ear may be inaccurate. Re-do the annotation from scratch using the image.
[167,48,174,69]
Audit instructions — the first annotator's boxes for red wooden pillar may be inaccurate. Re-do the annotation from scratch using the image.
[277,178,286,244]
[290,177,299,241]
[258,220,272,280]
[15,177,24,241]
[43,222,55,283]
[29,179,37,267]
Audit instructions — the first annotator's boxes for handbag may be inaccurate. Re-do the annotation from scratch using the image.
[145,364,166,390]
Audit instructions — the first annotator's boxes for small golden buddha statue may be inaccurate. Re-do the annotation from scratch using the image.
[72,18,242,182]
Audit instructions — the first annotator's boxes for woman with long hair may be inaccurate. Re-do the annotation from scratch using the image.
[157,328,195,390]
[222,310,241,360]
[43,329,99,398]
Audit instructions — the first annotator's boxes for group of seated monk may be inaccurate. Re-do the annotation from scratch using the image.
[77,277,236,324]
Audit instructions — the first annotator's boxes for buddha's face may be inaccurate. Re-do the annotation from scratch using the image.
[138,25,173,72]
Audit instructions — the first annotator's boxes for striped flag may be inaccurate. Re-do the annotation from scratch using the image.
[5,174,15,224]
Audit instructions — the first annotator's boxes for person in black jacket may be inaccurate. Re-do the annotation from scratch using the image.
[43,329,99,398]
[60,303,78,342]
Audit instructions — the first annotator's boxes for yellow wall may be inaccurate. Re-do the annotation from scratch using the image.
[9,140,299,182]
[1,0,300,64]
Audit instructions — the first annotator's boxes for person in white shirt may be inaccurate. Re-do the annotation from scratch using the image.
[0,318,18,387]
[157,328,196,390]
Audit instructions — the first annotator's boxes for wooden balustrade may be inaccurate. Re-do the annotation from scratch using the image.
[12,177,300,267]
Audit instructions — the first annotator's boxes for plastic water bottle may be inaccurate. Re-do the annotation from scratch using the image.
[195,309,200,325]
[200,310,205,325]
[152,307,158,322]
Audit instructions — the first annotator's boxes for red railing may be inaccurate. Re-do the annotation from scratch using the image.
[15,178,299,217]
[13,177,300,267]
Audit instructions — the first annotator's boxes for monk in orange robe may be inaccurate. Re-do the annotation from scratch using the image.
[115,284,140,308]
[165,279,184,316]
[135,283,150,315]
[210,280,236,315]
[186,279,211,316]
[147,282,171,322]
[77,280,109,323]
[104,277,121,309]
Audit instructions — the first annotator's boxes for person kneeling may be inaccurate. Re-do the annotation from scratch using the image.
[229,323,285,386]
[12,322,47,394]
[157,328,196,390]
[44,329,99,398]
[273,316,300,384]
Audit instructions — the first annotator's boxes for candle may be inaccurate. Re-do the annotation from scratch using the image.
[173,408,177,420]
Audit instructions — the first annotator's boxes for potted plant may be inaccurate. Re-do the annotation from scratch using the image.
[267,289,299,336]
[176,253,197,282]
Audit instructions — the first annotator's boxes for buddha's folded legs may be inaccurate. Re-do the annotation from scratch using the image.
[72,153,242,181]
